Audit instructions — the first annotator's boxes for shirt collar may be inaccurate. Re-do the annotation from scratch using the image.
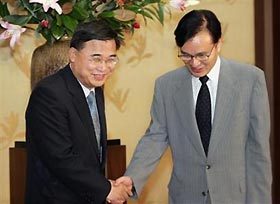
[70,64,95,97]
[78,81,95,97]
[207,56,221,82]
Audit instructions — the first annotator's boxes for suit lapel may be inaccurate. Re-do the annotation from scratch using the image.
[173,68,205,157]
[61,66,101,159]
[208,58,238,157]
[172,59,239,158]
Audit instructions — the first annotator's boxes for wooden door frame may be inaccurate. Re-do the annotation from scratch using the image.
[254,0,280,203]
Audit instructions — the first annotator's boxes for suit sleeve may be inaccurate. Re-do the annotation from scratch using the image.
[246,71,272,203]
[26,85,110,203]
[125,78,169,196]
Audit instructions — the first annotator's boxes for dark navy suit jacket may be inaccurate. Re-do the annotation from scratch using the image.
[25,65,110,204]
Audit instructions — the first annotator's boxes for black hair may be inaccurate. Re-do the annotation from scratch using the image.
[174,9,222,47]
[70,20,121,50]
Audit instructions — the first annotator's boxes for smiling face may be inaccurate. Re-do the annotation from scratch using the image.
[180,30,222,77]
[69,39,118,89]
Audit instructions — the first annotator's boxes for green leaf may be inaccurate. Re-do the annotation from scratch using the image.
[0,2,10,17]
[143,0,161,5]
[19,0,39,19]
[35,10,48,21]
[144,7,158,18]
[124,5,142,13]
[56,15,63,26]
[76,0,92,10]
[151,3,164,24]
[50,20,65,40]
[158,3,165,24]
[99,11,115,18]
[61,15,78,32]
[3,15,32,26]
[140,10,153,20]
[65,29,73,38]
[40,28,54,44]
[70,5,90,20]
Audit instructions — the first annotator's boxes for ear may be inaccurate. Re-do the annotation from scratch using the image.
[68,47,76,63]
[216,38,223,53]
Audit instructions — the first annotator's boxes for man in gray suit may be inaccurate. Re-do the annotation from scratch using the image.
[116,9,272,204]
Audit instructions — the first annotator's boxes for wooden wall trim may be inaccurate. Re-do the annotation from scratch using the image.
[254,0,277,203]
[272,0,280,201]
[255,0,280,203]
[254,0,265,69]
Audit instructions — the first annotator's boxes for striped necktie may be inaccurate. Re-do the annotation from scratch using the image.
[87,91,101,150]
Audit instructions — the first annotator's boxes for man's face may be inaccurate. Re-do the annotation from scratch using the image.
[179,30,222,77]
[69,39,118,89]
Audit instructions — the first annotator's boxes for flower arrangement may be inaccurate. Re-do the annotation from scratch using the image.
[0,0,200,48]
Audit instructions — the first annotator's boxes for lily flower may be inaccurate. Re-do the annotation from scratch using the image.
[29,0,62,14]
[0,21,27,49]
[169,0,200,11]
[186,0,200,6]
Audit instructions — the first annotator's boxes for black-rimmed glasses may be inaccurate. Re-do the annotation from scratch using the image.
[178,44,216,62]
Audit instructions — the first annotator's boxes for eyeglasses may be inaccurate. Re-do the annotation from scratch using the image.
[178,44,216,62]
[89,56,119,67]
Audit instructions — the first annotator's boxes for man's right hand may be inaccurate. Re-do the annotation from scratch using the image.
[106,179,132,204]
[115,176,133,188]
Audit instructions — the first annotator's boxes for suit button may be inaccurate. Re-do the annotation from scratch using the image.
[206,165,211,169]
[202,191,206,196]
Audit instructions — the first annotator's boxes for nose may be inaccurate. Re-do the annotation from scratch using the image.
[189,57,201,66]
[97,61,108,71]
[96,62,114,74]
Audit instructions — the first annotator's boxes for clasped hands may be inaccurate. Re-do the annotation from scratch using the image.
[106,176,133,204]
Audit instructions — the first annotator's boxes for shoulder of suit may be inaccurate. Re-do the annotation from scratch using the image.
[221,57,262,71]
[157,66,188,80]
[153,66,189,90]
[34,65,69,91]
[221,57,265,86]
[221,57,264,75]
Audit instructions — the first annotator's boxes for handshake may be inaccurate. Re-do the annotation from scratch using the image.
[106,176,134,204]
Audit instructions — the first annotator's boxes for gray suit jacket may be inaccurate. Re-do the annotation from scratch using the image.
[125,57,272,204]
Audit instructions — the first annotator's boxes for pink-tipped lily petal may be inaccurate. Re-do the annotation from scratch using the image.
[169,0,187,11]
[0,21,26,49]
[185,0,200,6]
[169,0,200,10]
[29,0,62,14]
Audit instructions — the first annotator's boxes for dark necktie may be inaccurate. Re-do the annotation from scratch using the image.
[195,75,211,156]
[87,91,101,151]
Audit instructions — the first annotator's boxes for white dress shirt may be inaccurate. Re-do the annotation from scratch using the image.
[192,56,221,124]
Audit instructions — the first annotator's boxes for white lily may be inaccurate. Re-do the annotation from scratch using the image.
[29,0,62,14]
[169,0,200,11]
[0,21,27,49]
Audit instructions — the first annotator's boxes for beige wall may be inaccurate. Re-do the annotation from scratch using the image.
[0,0,254,203]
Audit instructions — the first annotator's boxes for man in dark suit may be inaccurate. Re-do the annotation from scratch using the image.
[117,9,272,204]
[25,20,132,204]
